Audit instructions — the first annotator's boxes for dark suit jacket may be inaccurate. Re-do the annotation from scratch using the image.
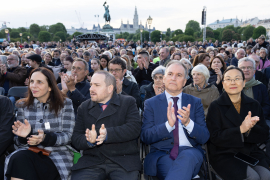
[0,96,14,156]
[141,92,210,176]
[133,63,158,85]
[122,77,140,108]
[206,92,269,180]
[0,66,27,90]
[71,92,141,172]
[252,83,270,119]
[230,57,238,67]
[255,70,268,87]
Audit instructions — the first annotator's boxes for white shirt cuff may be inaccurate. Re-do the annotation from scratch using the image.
[183,119,194,134]
[165,121,175,133]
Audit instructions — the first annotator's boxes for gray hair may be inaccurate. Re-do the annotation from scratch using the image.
[191,49,198,54]
[217,53,225,60]
[249,54,260,62]
[0,55,8,66]
[259,47,268,55]
[191,64,210,82]
[95,70,116,92]
[238,57,256,69]
[103,51,112,59]
[180,58,193,69]
[235,48,245,57]
[165,60,188,79]
[74,58,89,71]
[151,66,166,79]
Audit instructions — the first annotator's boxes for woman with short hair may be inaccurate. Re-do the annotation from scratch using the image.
[183,64,219,116]
[206,66,270,180]
[257,47,270,70]
[4,67,75,180]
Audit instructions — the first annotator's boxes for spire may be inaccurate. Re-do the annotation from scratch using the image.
[121,19,123,24]
[135,6,138,15]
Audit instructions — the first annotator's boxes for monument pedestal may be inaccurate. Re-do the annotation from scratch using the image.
[100,24,115,41]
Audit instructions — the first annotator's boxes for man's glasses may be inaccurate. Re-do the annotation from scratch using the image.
[239,66,254,71]
[109,69,122,73]
[72,66,83,72]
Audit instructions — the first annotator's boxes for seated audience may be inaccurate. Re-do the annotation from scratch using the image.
[157,47,171,66]
[71,71,141,180]
[100,54,110,71]
[42,53,55,66]
[206,66,270,180]
[141,60,209,180]
[230,48,245,67]
[257,47,270,70]
[52,50,61,66]
[56,56,74,84]
[89,58,103,77]
[4,68,75,180]
[180,58,193,86]
[183,64,219,117]
[192,53,210,68]
[249,54,268,87]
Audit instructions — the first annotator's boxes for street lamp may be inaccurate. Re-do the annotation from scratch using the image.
[5,29,9,42]
[20,33,22,43]
[147,16,153,42]
[140,28,143,44]
[27,36,30,43]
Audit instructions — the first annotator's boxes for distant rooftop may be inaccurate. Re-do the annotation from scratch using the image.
[258,19,270,24]
[209,19,238,25]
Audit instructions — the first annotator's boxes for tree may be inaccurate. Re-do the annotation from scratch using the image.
[179,35,195,42]
[40,25,49,32]
[213,30,220,40]
[52,36,60,41]
[54,31,66,41]
[174,29,183,36]
[151,30,162,43]
[185,20,200,32]
[185,28,194,36]
[238,27,246,35]
[223,25,235,32]
[142,31,149,41]
[193,31,201,39]
[127,33,134,41]
[38,31,51,42]
[222,29,234,41]
[10,31,20,38]
[253,26,266,39]
[22,32,31,41]
[122,32,130,39]
[166,28,171,37]
[206,30,215,38]
[72,32,83,37]
[29,23,40,37]
[232,33,241,40]
[17,27,28,33]
[49,23,67,34]
[243,25,255,39]
[171,34,184,42]
[0,32,4,38]
[206,27,214,31]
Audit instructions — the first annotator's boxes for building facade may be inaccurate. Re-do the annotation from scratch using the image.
[208,18,242,30]
[240,17,260,27]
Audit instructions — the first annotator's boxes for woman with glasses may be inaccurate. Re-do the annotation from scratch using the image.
[5,68,75,180]
[206,66,270,180]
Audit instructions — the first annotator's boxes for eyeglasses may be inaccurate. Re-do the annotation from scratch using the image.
[71,66,83,72]
[239,66,254,70]
[223,78,243,83]
[109,69,122,73]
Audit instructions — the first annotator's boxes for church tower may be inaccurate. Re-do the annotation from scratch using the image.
[133,6,139,29]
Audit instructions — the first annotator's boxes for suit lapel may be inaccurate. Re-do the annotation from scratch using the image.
[158,93,168,124]
[88,102,102,120]
[98,104,118,121]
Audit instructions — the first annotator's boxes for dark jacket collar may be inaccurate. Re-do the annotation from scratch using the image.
[88,91,120,110]
[123,77,130,86]
[217,91,254,106]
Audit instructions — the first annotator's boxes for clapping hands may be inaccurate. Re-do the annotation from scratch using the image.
[85,124,107,145]
[240,111,259,133]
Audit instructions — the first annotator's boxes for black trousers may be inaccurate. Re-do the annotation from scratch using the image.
[71,159,139,180]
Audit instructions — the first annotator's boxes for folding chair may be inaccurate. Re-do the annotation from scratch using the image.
[7,86,28,98]
[0,87,5,95]
[205,143,223,180]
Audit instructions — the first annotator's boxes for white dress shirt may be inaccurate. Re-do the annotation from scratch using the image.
[164,90,194,147]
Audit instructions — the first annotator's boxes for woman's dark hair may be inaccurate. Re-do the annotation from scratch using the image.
[64,56,74,63]
[209,56,227,71]
[192,53,210,67]
[221,66,245,82]
[17,67,66,116]
[100,54,109,68]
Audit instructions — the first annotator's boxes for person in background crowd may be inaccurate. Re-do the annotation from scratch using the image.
[183,64,219,117]
[83,51,93,73]
[230,48,246,67]
[52,50,61,66]
[108,57,140,108]
[71,52,79,60]
[223,50,231,66]
[120,49,127,56]
[171,53,181,60]
[4,68,75,180]
[89,58,103,77]
[0,96,14,180]
[257,47,270,70]
[42,53,55,66]
[133,51,158,87]
[59,53,67,66]
[192,53,210,68]
[190,49,198,63]
[252,35,270,59]
[209,50,215,59]
[246,45,253,56]
[77,48,84,58]
[158,47,171,66]
[71,71,141,180]
[180,58,193,86]
[56,56,74,84]
[58,58,90,115]
[141,60,209,180]
[100,54,110,71]
[249,54,269,87]
[206,66,270,180]
[247,38,256,47]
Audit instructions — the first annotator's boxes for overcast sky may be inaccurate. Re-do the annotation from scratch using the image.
[2,0,270,32]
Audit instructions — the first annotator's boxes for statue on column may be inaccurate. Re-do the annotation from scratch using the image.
[103,1,111,24]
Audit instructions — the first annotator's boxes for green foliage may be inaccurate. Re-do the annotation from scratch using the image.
[166,28,171,37]
[17,27,28,33]
[243,25,255,39]
[29,23,40,37]
[22,32,31,40]
[142,31,149,41]
[238,27,246,35]
[54,31,66,41]
[38,31,51,42]
[0,32,4,38]
[10,31,20,38]
[52,36,60,41]
[72,32,83,37]
[253,26,266,39]
[178,35,195,42]
[213,30,220,40]
[49,23,67,34]
[40,25,49,32]
[206,30,215,38]
[206,27,214,31]
[0,28,12,34]
[121,32,129,39]
[223,25,235,32]
[185,28,194,36]
[174,29,183,36]
[222,29,234,41]
[127,33,134,41]
[151,30,162,43]
[186,20,201,32]
[232,33,241,40]
[193,31,201,39]
[197,37,216,42]
[171,34,184,42]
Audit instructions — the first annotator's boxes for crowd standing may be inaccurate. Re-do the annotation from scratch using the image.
[0,34,270,180]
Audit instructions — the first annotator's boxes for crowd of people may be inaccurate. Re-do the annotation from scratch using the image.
[0,34,270,180]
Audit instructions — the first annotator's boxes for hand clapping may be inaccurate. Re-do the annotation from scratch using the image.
[27,130,45,145]
[85,124,107,145]
[240,111,259,133]
[12,119,31,138]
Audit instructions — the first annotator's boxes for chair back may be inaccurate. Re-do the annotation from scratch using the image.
[8,86,28,98]
[0,87,5,95]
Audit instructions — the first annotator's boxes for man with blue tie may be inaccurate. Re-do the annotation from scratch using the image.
[141,60,210,180]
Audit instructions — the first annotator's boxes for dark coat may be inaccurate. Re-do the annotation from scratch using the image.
[255,70,268,87]
[56,68,67,84]
[206,92,270,180]
[208,69,223,94]
[0,96,14,156]
[122,77,140,109]
[230,57,238,67]
[252,83,270,119]
[133,63,158,85]
[71,92,141,172]
[26,64,53,78]
[144,82,155,102]
[0,66,27,90]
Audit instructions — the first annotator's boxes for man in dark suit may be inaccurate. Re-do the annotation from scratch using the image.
[71,71,141,180]
[249,54,269,87]
[108,57,140,108]
[141,60,210,180]
[230,48,245,67]
[0,96,14,180]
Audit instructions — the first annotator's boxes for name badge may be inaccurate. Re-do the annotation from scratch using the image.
[45,122,50,130]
